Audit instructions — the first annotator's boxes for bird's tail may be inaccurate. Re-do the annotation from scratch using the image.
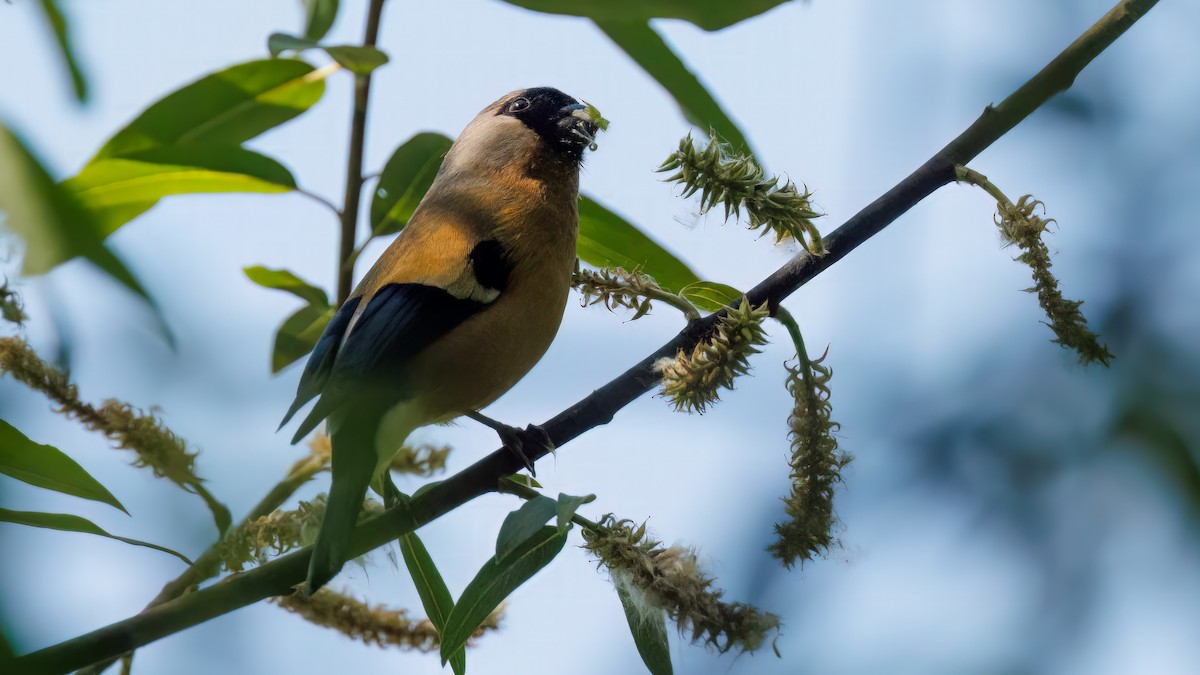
[306,419,376,595]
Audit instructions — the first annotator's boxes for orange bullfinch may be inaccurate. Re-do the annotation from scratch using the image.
[279,87,600,594]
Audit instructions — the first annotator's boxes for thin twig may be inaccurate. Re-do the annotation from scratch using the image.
[294,187,343,218]
[642,287,701,321]
[11,1,1159,671]
[335,0,389,305]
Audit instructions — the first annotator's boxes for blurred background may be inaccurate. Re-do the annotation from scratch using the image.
[2,1,1199,673]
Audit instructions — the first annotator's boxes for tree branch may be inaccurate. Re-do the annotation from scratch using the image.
[335,0,388,305]
[10,1,1159,672]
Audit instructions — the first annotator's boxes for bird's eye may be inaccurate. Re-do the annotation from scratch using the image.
[508,97,531,113]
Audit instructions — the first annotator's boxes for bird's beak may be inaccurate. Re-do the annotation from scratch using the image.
[558,102,598,147]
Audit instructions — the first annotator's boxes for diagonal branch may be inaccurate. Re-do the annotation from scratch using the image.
[10,1,1160,672]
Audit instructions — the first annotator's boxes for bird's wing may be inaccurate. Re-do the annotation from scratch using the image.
[281,214,511,443]
[278,296,361,431]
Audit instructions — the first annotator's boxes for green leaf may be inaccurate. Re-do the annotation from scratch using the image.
[91,59,328,162]
[66,146,296,234]
[500,0,787,31]
[55,58,328,253]
[594,21,753,155]
[244,266,329,306]
[577,195,700,293]
[555,492,596,531]
[0,419,126,513]
[400,532,466,675]
[322,46,390,75]
[679,280,745,313]
[90,201,156,237]
[267,33,319,57]
[441,526,568,664]
[495,496,558,562]
[0,124,152,303]
[273,302,334,373]
[615,580,673,675]
[303,0,340,41]
[371,133,454,236]
[35,0,88,103]
[0,508,192,565]
[268,34,390,76]
[247,264,333,373]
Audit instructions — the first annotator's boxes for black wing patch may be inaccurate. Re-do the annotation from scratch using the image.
[278,296,361,430]
[287,283,487,443]
[469,239,510,293]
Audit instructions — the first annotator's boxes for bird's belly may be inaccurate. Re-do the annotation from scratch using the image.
[405,272,570,424]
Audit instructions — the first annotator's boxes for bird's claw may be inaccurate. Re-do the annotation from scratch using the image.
[497,424,553,477]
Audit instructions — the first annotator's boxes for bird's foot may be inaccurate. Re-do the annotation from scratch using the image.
[497,423,554,477]
[465,411,553,476]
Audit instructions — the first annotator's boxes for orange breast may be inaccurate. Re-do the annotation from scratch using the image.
[404,237,575,423]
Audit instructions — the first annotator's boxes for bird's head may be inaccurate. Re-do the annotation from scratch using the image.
[493,87,600,161]
[442,87,601,180]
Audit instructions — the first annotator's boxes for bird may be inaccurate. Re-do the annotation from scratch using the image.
[279,87,600,594]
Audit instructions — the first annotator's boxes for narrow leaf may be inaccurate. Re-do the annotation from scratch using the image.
[268,34,390,76]
[441,526,568,663]
[615,580,673,675]
[679,281,745,313]
[0,419,126,513]
[555,492,595,531]
[371,133,453,235]
[400,532,466,675]
[268,33,318,57]
[303,0,340,41]
[593,21,753,156]
[66,146,296,233]
[499,0,788,31]
[244,266,329,306]
[577,195,700,293]
[90,201,156,237]
[0,508,192,565]
[0,124,152,303]
[273,302,334,373]
[91,59,328,161]
[495,496,558,562]
[35,0,88,102]
[322,46,390,75]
